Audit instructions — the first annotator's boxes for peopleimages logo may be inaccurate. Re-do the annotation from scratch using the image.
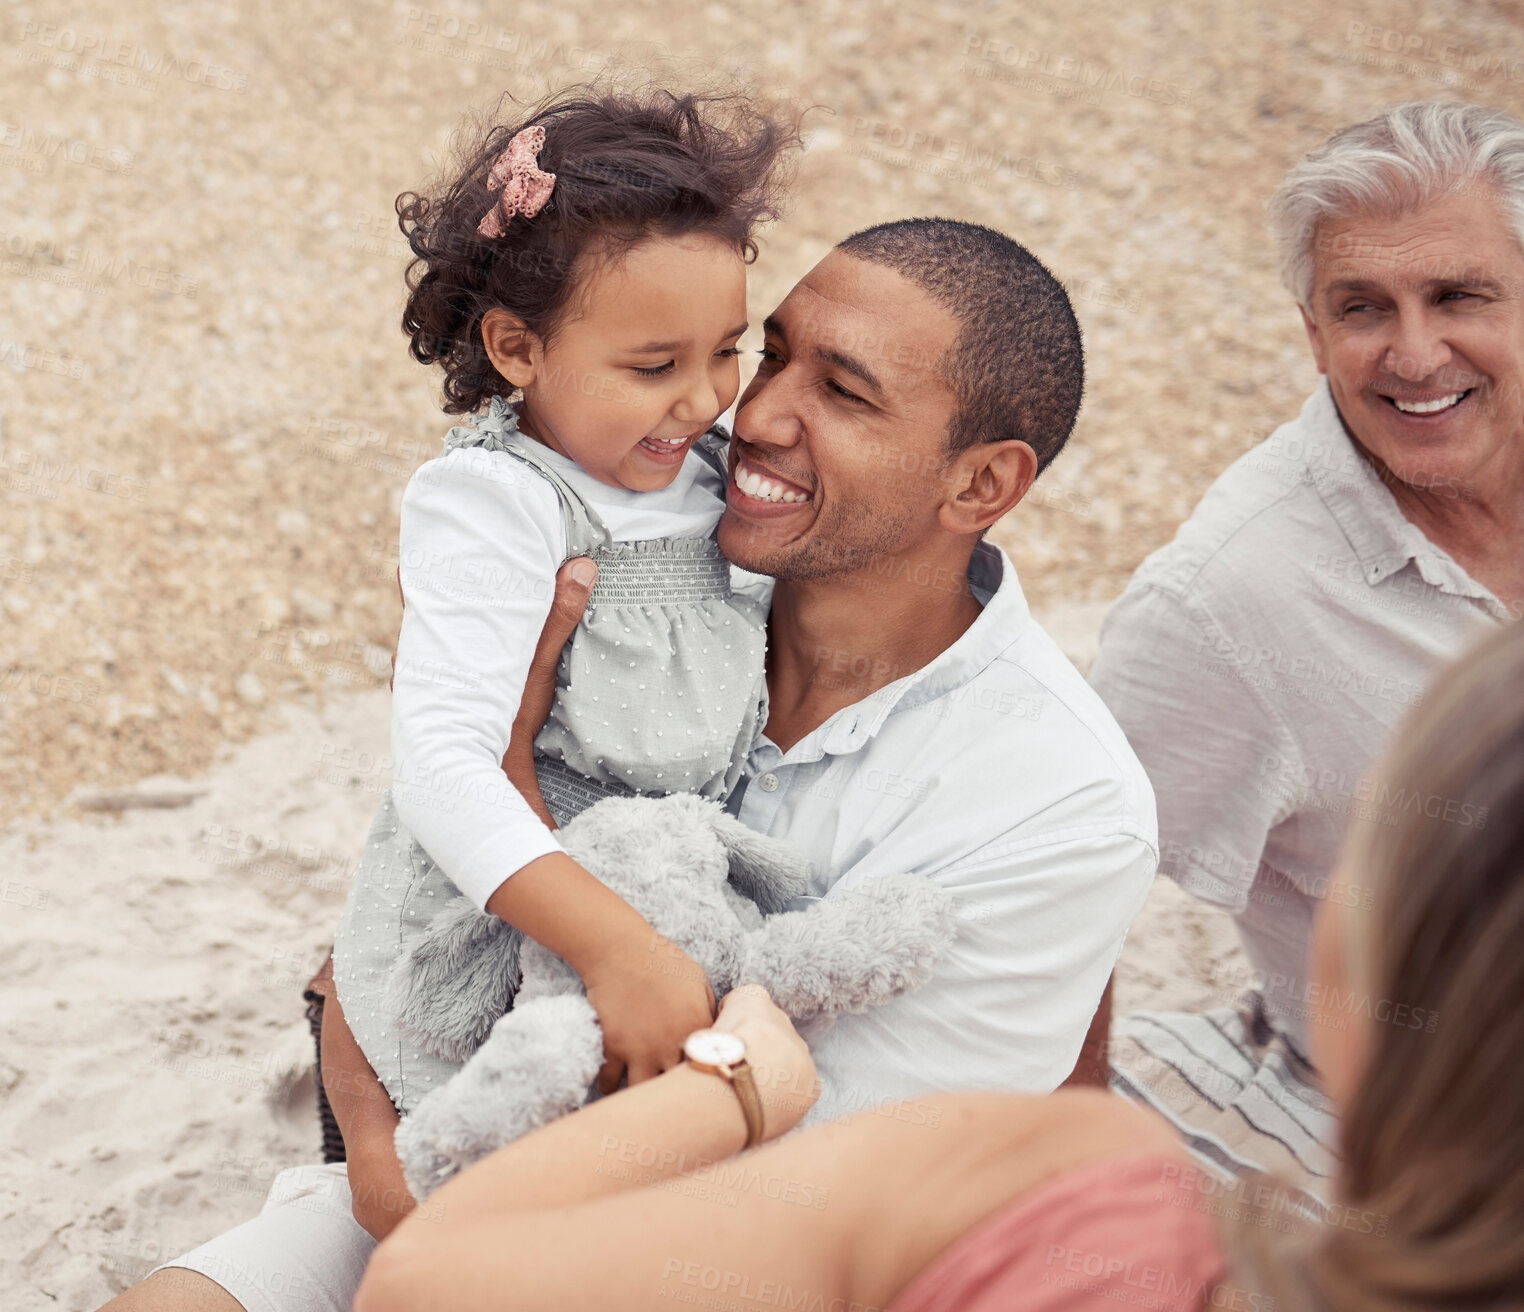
[1193,623,1425,709]
[1257,754,1489,831]
[0,228,200,298]
[1042,1241,1275,1309]
[15,21,251,92]
[0,119,134,173]
[845,118,1080,190]
[960,35,1193,106]
[1344,21,1524,84]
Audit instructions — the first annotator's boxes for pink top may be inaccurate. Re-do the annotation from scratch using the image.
[887,1153,1227,1312]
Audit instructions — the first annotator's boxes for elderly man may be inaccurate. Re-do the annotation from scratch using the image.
[1092,101,1522,1201]
[108,218,1157,1312]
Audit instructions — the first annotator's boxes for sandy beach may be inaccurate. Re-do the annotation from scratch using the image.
[0,637,1246,1309]
[4,0,1522,1304]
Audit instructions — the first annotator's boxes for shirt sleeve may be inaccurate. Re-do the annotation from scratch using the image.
[801,827,1159,1117]
[388,449,568,909]
[1088,582,1300,912]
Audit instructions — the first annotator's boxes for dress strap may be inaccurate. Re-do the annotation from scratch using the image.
[693,427,731,483]
[442,396,613,559]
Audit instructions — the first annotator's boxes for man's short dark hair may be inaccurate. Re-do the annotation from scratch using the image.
[835,218,1084,474]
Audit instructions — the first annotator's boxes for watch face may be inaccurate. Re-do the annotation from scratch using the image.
[684,1028,746,1066]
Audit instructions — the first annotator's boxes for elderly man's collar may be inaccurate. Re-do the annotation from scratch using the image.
[1294,383,1503,608]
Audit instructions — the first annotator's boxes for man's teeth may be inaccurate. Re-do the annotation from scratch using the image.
[1392,392,1466,414]
[735,460,806,504]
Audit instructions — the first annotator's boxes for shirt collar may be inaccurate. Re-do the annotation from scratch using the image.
[777,540,1030,763]
[1296,381,1498,604]
[1293,381,1413,585]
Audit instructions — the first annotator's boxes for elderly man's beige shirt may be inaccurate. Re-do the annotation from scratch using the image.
[1091,381,1514,1056]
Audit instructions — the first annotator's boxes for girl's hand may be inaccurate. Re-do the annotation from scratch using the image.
[713,984,820,1141]
[583,930,716,1094]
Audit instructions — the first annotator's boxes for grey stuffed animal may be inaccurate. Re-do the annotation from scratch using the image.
[390,791,958,1198]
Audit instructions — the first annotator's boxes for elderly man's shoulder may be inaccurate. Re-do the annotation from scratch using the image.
[1128,394,1341,608]
[1012,615,1155,793]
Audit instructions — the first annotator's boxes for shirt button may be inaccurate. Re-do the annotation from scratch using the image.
[758,772,780,793]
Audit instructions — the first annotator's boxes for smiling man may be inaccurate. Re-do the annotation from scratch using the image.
[1092,102,1524,1200]
[111,218,1160,1312]
[708,223,1160,1125]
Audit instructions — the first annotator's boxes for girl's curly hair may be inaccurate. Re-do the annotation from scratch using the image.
[398,85,801,414]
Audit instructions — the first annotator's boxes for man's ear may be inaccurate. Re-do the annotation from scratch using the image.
[1299,305,1329,376]
[938,439,1038,536]
[481,307,542,390]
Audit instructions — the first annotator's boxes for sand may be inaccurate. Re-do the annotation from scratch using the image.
[0,628,1245,1310]
[4,0,1522,1304]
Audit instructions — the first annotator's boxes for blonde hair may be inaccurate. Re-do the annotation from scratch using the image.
[1220,621,1524,1309]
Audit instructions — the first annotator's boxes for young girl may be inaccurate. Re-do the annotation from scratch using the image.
[333,87,798,1116]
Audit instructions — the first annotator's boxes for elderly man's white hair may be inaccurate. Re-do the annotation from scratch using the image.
[1269,100,1524,308]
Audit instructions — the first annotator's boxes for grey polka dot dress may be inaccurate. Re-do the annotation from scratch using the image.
[333,400,768,1113]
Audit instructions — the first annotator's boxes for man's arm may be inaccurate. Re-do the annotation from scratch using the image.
[1060,975,1113,1089]
[493,561,1139,1099]
[1089,583,1299,908]
[802,826,1157,1114]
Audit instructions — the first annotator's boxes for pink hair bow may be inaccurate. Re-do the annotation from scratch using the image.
[477,125,557,238]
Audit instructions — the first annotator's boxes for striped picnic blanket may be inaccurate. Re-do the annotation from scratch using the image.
[1109,990,1339,1220]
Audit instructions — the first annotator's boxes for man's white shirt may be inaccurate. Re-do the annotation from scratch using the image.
[733,542,1159,1121]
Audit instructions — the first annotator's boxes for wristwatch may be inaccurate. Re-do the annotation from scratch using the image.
[682,1027,765,1149]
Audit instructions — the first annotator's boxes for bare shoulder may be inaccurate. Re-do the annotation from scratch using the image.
[1025,1087,1186,1160]
[827,1087,1183,1177]
[857,1086,1175,1147]
[833,1089,1190,1309]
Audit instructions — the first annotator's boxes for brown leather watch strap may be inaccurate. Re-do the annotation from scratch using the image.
[730,1060,765,1149]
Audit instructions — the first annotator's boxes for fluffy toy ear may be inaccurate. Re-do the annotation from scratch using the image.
[711,810,812,914]
[386,898,522,1064]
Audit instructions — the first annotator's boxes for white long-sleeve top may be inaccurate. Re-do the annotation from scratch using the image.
[388,433,727,910]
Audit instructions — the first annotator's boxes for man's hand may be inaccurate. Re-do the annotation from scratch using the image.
[501,557,597,827]
[582,929,716,1094]
[1060,975,1113,1089]
[319,980,418,1240]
